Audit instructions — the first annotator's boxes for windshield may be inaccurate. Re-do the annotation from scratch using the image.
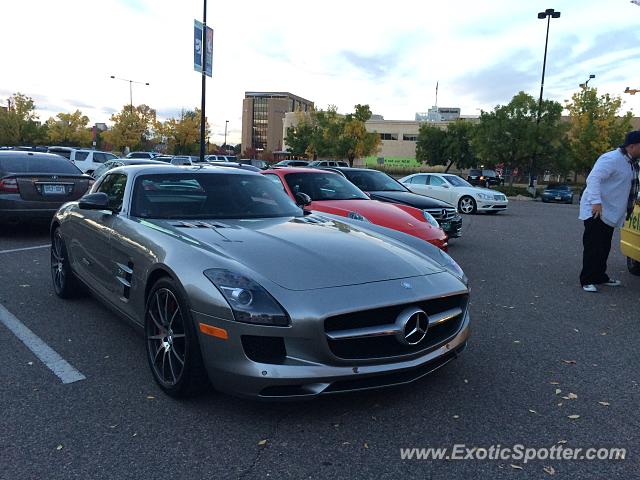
[344,170,406,192]
[545,184,570,191]
[443,175,472,187]
[131,173,302,219]
[283,172,369,201]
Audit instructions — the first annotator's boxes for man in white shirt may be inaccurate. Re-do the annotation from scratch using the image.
[579,130,640,292]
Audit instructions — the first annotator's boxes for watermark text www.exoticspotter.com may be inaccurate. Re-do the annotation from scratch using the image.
[400,445,626,463]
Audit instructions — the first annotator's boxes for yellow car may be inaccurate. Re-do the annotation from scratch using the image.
[621,202,640,275]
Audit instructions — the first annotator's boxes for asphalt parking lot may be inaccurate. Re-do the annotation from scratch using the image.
[1,201,639,479]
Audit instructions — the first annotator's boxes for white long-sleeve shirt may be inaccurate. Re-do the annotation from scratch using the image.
[579,148,635,227]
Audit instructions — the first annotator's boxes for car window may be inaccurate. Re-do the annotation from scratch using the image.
[93,152,108,163]
[91,162,113,179]
[75,152,89,161]
[131,173,300,219]
[429,176,446,187]
[283,172,368,201]
[482,169,497,176]
[469,169,481,176]
[48,148,72,159]
[443,175,472,187]
[264,173,287,191]
[345,170,405,192]
[106,153,119,161]
[0,155,82,174]
[97,173,127,211]
[409,175,427,185]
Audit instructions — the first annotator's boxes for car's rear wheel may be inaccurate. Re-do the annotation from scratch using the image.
[458,196,477,214]
[627,257,640,276]
[51,228,83,298]
[145,278,209,397]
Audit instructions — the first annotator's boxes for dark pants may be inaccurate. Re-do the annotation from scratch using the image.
[580,217,614,286]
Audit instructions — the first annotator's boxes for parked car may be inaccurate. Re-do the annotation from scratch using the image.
[466,168,504,188]
[47,147,120,175]
[50,164,469,398]
[274,160,310,167]
[0,151,93,223]
[205,155,231,162]
[621,201,640,275]
[262,167,448,250]
[308,160,349,168]
[92,159,166,179]
[320,167,463,238]
[153,155,200,165]
[126,151,158,159]
[239,158,269,169]
[542,183,574,204]
[400,173,508,214]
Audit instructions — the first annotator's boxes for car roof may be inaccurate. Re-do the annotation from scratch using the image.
[108,164,263,178]
[116,159,166,165]
[0,151,72,161]
[264,167,339,174]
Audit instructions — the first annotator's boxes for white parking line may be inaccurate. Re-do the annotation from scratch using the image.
[0,244,50,254]
[0,303,86,384]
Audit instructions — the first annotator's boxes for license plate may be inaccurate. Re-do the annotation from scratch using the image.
[43,184,66,195]
[555,196,561,200]
[440,222,450,230]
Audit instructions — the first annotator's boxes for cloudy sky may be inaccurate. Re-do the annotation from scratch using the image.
[2,0,640,145]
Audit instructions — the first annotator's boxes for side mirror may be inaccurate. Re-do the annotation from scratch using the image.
[79,192,111,211]
[442,184,450,188]
[295,192,312,207]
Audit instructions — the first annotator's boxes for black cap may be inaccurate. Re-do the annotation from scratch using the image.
[623,130,640,147]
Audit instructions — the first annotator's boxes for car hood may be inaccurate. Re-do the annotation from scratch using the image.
[368,190,454,208]
[143,216,444,291]
[309,199,427,229]
[544,189,572,194]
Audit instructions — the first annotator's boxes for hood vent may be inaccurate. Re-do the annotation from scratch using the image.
[172,220,227,229]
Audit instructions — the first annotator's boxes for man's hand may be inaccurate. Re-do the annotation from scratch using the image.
[592,203,602,218]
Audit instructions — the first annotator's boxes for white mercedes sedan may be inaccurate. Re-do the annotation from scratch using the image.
[399,173,508,214]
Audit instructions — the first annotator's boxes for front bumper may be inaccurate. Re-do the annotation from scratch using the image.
[440,216,463,238]
[476,200,508,212]
[193,274,470,399]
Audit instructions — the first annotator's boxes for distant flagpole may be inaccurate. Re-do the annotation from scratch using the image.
[435,81,439,108]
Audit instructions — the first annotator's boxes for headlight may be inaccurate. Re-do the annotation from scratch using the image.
[437,250,468,286]
[347,211,370,222]
[422,211,440,228]
[204,269,289,326]
[476,193,492,200]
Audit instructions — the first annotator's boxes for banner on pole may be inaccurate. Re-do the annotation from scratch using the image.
[194,20,203,72]
[204,26,213,77]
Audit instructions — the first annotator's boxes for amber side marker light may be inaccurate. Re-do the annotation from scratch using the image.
[199,323,229,340]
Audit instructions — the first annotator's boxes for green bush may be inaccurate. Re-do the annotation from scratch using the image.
[493,185,536,197]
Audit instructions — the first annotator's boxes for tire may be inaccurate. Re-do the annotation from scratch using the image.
[627,257,640,276]
[51,228,83,298]
[458,196,477,214]
[145,278,209,397]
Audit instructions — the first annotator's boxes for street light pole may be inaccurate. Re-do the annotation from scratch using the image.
[529,8,560,190]
[199,0,207,163]
[110,75,149,112]
[579,74,595,89]
[224,120,229,151]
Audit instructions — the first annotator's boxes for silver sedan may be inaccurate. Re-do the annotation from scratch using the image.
[50,165,470,399]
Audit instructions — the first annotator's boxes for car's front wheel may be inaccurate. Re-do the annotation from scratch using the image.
[458,196,477,214]
[145,278,209,397]
[51,228,83,298]
[627,257,640,276]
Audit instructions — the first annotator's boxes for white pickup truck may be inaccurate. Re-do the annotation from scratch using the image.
[47,147,120,174]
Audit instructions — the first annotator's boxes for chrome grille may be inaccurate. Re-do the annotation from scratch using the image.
[324,294,468,360]
[424,207,458,221]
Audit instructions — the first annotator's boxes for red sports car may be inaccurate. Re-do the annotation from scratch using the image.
[262,167,448,250]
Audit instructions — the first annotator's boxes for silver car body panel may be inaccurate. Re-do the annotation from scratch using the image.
[52,165,470,399]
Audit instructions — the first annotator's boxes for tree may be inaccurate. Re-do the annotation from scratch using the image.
[46,110,92,147]
[565,87,633,176]
[416,124,447,167]
[102,104,159,153]
[337,105,381,166]
[285,111,317,158]
[161,109,209,155]
[285,104,380,164]
[443,120,477,172]
[472,91,565,185]
[0,93,45,146]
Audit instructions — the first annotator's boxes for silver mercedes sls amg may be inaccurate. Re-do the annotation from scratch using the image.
[50,165,470,399]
